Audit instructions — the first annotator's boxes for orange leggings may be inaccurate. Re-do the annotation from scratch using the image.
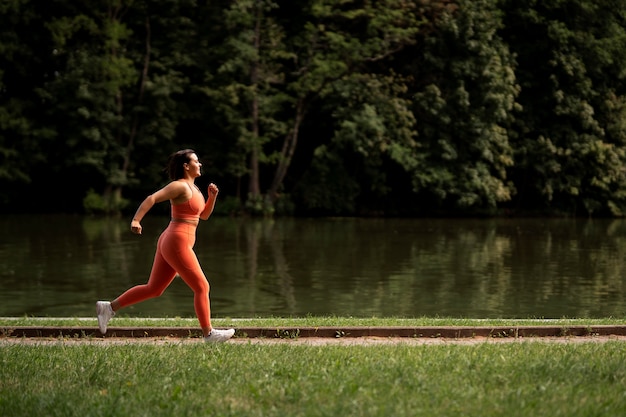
[115,222,211,329]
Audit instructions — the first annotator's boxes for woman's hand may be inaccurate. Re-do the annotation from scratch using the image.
[208,183,219,198]
[200,183,219,220]
[131,219,143,235]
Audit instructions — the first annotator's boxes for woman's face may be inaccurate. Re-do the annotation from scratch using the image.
[185,153,202,178]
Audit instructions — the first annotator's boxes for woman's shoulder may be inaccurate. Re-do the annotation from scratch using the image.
[151,180,189,203]
[169,179,190,189]
[159,180,186,193]
[164,180,193,204]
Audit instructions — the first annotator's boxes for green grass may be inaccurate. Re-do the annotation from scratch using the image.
[1,341,625,417]
[2,316,626,416]
[2,315,625,328]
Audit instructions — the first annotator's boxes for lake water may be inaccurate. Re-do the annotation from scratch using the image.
[1,214,625,319]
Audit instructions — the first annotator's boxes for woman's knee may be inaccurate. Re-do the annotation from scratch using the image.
[145,283,169,298]
[195,279,210,296]
[181,275,210,295]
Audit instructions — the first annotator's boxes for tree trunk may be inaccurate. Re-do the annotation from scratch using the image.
[112,17,151,213]
[268,98,305,203]
[248,4,262,199]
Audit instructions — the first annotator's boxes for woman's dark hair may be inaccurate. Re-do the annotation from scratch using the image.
[166,149,195,180]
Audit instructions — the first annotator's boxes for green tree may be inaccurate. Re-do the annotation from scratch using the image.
[205,0,290,215]
[298,72,418,214]
[410,0,520,213]
[287,0,424,215]
[40,0,192,213]
[43,1,139,212]
[501,0,626,216]
[202,0,423,215]
[0,0,56,208]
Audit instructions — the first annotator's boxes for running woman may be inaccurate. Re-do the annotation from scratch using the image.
[96,149,235,342]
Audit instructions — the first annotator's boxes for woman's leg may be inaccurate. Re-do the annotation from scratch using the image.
[168,250,212,336]
[97,239,177,334]
[159,225,212,336]
[112,238,177,311]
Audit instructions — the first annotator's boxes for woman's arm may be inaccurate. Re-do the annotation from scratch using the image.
[131,181,188,234]
[200,183,219,220]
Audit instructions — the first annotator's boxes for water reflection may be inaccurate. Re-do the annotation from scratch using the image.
[0,215,625,318]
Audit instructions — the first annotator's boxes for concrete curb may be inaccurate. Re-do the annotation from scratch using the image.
[2,325,626,339]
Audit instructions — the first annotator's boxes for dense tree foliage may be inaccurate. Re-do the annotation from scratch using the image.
[411,0,518,213]
[501,0,626,216]
[1,0,626,217]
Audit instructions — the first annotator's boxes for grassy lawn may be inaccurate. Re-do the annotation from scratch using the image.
[1,317,626,416]
[1,340,625,417]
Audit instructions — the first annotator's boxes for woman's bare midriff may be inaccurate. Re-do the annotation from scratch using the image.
[171,218,199,226]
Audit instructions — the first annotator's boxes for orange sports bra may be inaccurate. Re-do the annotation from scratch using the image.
[171,182,205,221]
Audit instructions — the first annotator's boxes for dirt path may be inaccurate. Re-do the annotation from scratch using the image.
[2,334,626,346]
[3,324,626,346]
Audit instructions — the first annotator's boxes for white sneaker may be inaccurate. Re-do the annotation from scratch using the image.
[204,328,235,343]
[96,301,115,334]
